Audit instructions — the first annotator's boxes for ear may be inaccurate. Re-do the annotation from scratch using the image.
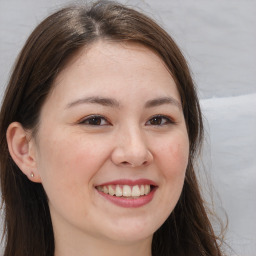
[6,122,41,183]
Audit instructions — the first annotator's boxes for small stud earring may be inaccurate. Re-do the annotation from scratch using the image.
[30,172,34,178]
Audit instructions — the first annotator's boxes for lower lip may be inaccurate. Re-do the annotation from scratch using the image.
[96,187,157,208]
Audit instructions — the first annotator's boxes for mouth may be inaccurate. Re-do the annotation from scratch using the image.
[95,184,155,198]
[95,179,157,208]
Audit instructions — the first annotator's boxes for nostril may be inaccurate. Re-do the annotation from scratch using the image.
[142,160,148,166]
[120,160,149,167]
[111,141,153,167]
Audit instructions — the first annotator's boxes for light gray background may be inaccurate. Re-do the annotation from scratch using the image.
[0,0,255,255]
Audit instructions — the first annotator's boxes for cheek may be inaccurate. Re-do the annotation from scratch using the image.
[158,133,189,177]
[35,133,112,214]
[35,131,112,192]
[150,133,189,226]
[169,141,189,166]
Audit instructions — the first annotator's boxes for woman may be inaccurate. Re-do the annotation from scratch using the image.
[0,1,224,255]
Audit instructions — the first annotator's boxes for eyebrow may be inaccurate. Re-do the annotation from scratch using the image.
[145,97,182,110]
[66,96,182,110]
[66,96,120,109]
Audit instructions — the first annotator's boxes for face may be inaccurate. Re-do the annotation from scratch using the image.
[32,41,189,245]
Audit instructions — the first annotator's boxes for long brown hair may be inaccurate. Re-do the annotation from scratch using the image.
[0,1,224,255]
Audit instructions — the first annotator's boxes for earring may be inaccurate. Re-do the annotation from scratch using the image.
[30,172,34,178]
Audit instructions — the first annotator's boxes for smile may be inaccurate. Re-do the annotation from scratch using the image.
[96,184,152,198]
[95,179,157,208]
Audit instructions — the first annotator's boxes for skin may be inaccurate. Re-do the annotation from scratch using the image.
[7,41,189,256]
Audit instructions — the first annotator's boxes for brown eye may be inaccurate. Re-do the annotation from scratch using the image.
[146,115,173,126]
[80,115,110,126]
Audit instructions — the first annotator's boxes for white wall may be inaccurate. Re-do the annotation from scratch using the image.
[1,0,255,255]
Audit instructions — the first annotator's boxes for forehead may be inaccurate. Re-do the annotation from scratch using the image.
[56,40,171,81]
[48,40,180,107]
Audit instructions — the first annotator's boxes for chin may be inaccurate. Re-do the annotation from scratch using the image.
[108,231,153,244]
[101,218,159,243]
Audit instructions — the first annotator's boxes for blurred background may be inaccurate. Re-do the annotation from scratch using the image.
[0,0,255,255]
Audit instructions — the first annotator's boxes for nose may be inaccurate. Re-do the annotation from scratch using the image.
[111,127,153,168]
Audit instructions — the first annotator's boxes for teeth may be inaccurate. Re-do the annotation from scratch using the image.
[97,184,153,197]
[116,185,122,197]
[145,184,150,195]
[108,185,115,196]
[98,186,103,192]
[123,185,132,197]
[103,186,108,194]
[140,185,145,196]
[132,185,141,197]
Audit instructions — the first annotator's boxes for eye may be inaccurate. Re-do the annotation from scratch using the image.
[79,115,110,126]
[146,115,174,126]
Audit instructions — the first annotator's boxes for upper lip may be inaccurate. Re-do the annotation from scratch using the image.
[95,179,157,187]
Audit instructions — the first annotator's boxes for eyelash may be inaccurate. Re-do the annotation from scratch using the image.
[79,115,111,126]
[146,115,175,126]
[78,114,175,126]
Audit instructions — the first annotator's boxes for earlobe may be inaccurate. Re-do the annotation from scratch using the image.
[6,122,41,183]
